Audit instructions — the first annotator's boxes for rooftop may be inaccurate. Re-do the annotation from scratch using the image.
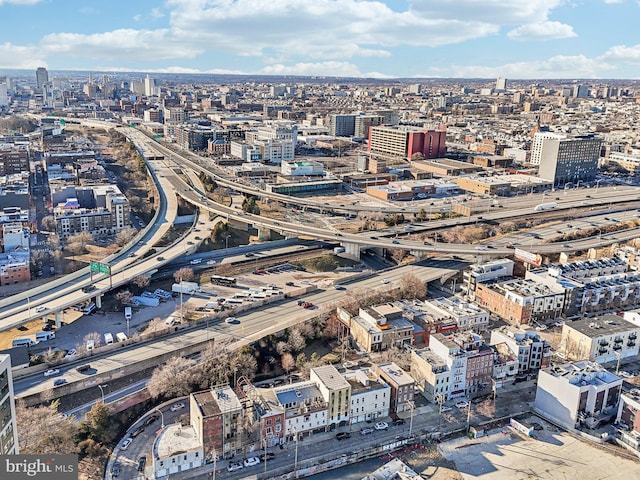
[155,424,201,459]
[566,315,638,337]
[311,365,350,391]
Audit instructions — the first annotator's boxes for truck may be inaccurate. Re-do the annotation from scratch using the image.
[124,306,132,321]
[116,332,128,342]
[172,281,202,295]
[83,302,97,315]
[153,288,172,300]
[104,333,114,345]
[533,202,557,212]
[132,295,160,307]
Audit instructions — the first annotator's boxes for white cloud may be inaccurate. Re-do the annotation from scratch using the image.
[133,14,142,22]
[260,61,364,77]
[0,42,47,69]
[507,21,577,40]
[0,0,43,5]
[150,8,165,19]
[41,29,201,61]
[603,0,625,4]
[434,54,614,79]
[600,44,640,63]
[93,65,245,75]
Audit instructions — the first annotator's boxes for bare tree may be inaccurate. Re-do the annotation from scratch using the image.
[114,290,134,305]
[275,341,290,356]
[281,352,295,374]
[147,356,197,399]
[399,273,427,299]
[77,332,101,354]
[174,267,195,283]
[145,317,168,334]
[132,275,150,290]
[287,327,307,353]
[115,227,138,247]
[16,400,79,454]
[66,232,94,255]
[41,215,57,232]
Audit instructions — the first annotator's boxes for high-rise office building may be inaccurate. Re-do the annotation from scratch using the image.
[36,67,48,89]
[368,126,446,160]
[495,77,507,91]
[0,354,19,454]
[144,75,156,97]
[329,114,356,137]
[535,134,602,185]
[0,82,8,107]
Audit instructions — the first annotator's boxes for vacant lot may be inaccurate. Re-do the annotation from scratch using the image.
[439,419,640,480]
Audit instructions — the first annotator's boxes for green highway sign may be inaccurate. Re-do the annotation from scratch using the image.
[90,261,111,275]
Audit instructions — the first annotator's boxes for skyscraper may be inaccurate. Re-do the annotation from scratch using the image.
[0,354,19,454]
[144,75,156,97]
[535,134,602,185]
[329,114,356,137]
[36,67,48,89]
[495,77,507,91]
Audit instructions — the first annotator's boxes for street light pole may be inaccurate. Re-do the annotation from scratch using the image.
[155,407,165,429]
[292,427,299,479]
[98,384,108,404]
[408,401,415,436]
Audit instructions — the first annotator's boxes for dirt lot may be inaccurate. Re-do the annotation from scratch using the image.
[438,417,640,480]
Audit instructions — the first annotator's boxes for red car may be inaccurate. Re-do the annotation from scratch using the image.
[301,302,313,309]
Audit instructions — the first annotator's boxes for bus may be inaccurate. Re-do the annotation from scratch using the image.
[12,338,35,347]
[35,332,56,342]
[210,275,237,287]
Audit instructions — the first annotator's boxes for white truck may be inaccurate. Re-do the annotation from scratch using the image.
[171,281,202,295]
[116,332,128,342]
[533,202,557,212]
[132,295,160,307]
[104,333,114,345]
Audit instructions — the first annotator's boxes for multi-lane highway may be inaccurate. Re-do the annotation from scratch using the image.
[14,259,466,401]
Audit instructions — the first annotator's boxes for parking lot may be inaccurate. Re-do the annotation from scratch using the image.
[439,416,640,480]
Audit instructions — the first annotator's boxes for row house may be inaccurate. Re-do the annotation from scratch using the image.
[189,386,244,460]
[421,296,490,333]
[490,326,551,374]
[560,315,640,364]
[535,361,622,430]
[397,299,458,346]
[579,273,640,314]
[374,363,415,414]
[461,258,514,301]
[266,381,328,441]
[474,277,565,326]
[349,304,415,353]
[616,388,640,453]
[310,365,350,428]
[343,368,391,423]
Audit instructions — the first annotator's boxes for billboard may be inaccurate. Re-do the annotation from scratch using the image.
[514,248,542,267]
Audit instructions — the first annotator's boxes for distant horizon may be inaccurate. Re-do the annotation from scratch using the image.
[3,68,640,85]
[2,1,640,79]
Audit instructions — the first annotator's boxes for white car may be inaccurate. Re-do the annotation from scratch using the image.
[120,438,132,450]
[64,349,76,358]
[374,421,389,430]
[170,402,185,412]
[455,400,469,409]
[190,259,202,265]
[243,457,260,468]
[440,405,452,413]
[206,260,216,265]
[227,462,243,472]
[35,306,47,313]
[381,279,390,284]
[43,369,60,377]
[225,317,237,324]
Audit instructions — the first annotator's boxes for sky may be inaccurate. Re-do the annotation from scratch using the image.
[1,0,640,79]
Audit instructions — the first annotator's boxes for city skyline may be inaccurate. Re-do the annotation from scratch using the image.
[1,0,640,79]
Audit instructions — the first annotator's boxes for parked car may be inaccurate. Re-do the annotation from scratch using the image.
[375,422,389,430]
[360,427,373,435]
[111,461,120,478]
[455,400,469,409]
[130,426,145,438]
[227,462,243,472]
[170,402,185,412]
[137,456,146,472]
[392,418,406,426]
[440,405,452,413]
[120,438,132,450]
[531,422,544,431]
[335,432,351,440]
[260,452,275,461]
[64,349,76,358]
[243,457,260,467]
[44,369,60,377]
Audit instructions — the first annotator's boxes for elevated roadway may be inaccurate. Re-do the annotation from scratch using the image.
[14,258,466,401]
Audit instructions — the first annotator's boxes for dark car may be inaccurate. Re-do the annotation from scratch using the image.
[111,462,120,478]
[76,364,91,373]
[392,418,406,426]
[130,426,145,438]
[392,240,400,244]
[137,456,147,472]
[260,452,275,461]
[335,432,351,440]
[81,285,96,293]
[531,422,543,431]
[144,415,158,426]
